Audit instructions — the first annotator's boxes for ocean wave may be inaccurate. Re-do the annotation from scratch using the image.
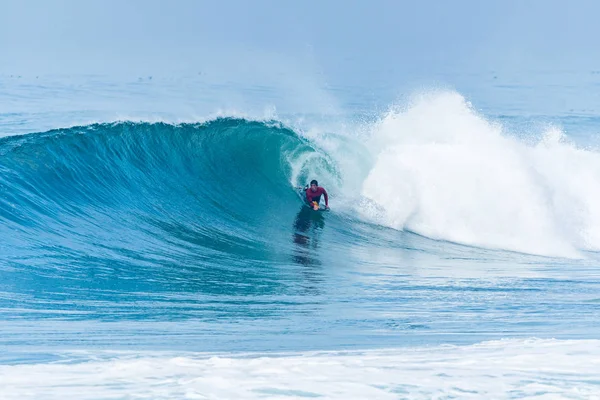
[4,92,600,262]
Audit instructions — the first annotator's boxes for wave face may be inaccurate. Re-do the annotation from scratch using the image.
[0,119,343,314]
[0,118,336,267]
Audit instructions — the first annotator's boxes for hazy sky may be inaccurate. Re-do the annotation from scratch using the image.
[2,0,600,86]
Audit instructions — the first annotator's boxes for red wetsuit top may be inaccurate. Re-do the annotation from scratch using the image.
[305,187,328,206]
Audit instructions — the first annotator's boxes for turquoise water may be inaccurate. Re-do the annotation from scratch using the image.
[2,73,600,397]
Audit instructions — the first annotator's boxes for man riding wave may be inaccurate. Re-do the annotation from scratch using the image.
[304,179,329,211]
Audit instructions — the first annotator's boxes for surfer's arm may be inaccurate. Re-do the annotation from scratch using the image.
[323,189,329,206]
[305,191,313,203]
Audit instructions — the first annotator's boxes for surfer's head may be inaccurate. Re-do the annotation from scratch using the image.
[310,180,318,191]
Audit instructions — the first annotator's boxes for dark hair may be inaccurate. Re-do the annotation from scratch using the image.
[310,180,318,186]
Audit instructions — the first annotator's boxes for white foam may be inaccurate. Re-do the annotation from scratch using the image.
[355,91,600,257]
[2,339,600,399]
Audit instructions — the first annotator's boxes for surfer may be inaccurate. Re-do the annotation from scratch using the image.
[305,180,329,211]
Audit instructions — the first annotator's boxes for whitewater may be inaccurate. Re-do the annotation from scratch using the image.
[2,74,600,399]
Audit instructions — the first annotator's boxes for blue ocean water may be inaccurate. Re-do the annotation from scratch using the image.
[2,72,600,398]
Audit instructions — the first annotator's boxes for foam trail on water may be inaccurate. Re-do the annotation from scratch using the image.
[354,91,600,257]
[1,339,599,399]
